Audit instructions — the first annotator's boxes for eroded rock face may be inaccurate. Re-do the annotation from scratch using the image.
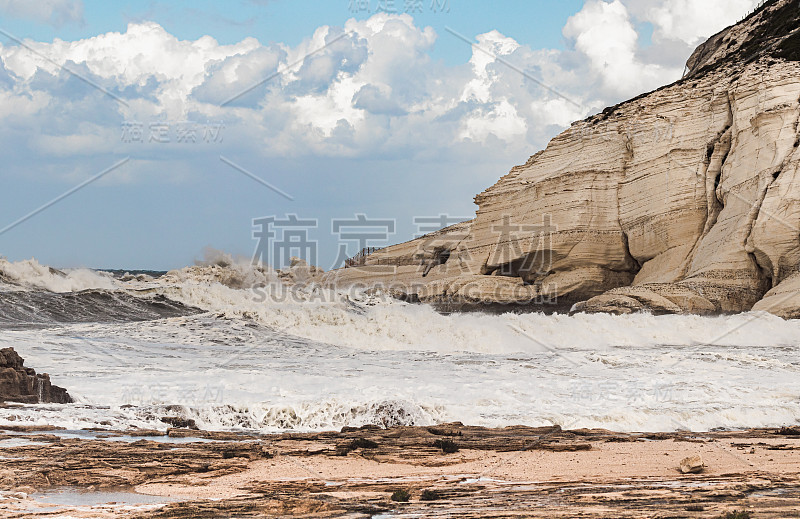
[323,0,800,317]
[0,348,71,404]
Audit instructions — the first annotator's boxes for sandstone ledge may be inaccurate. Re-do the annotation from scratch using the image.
[0,423,798,517]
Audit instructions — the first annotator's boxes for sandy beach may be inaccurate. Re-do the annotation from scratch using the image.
[1,423,799,518]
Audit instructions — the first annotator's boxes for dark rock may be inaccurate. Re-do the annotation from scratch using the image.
[420,489,441,501]
[336,437,379,455]
[777,426,800,436]
[432,439,459,453]
[160,416,198,430]
[0,347,71,403]
[390,489,411,502]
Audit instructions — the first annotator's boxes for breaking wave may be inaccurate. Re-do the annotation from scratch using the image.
[1,254,799,433]
[0,290,199,326]
[0,399,446,433]
[0,258,117,293]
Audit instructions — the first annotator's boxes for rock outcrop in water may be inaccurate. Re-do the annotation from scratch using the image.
[0,348,71,404]
[324,0,800,317]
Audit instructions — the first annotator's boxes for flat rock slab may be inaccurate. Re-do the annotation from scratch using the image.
[0,423,798,517]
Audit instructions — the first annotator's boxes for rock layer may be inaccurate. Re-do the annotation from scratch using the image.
[1,424,799,518]
[0,348,71,404]
[323,0,800,317]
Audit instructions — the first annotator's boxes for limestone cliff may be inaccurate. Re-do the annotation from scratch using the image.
[323,0,800,317]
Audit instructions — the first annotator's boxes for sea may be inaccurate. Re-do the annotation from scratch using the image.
[1,256,799,434]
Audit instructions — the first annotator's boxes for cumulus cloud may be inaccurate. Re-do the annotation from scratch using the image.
[564,0,679,99]
[352,84,407,116]
[3,22,259,101]
[0,0,84,27]
[0,2,763,183]
[191,45,286,107]
[624,0,762,46]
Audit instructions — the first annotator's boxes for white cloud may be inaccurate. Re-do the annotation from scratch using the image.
[2,21,260,118]
[563,0,680,99]
[0,2,764,180]
[461,30,520,104]
[623,0,762,46]
[0,0,84,27]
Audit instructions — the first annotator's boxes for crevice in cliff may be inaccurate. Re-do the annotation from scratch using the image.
[744,171,780,293]
[619,230,642,275]
[421,247,451,277]
[745,133,799,288]
[616,160,642,280]
[675,119,733,280]
[709,133,730,220]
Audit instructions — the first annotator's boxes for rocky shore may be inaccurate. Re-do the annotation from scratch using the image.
[319,0,800,318]
[0,348,71,404]
[0,422,798,517]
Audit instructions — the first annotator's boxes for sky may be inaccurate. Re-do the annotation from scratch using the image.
[0,0,763,270]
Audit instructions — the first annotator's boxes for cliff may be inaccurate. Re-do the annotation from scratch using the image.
[323,0,800,317]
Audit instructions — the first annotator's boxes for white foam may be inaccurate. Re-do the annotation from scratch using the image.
[144,266,800,354]
[0,258,116,293]
[1,259,799,433]
[3,309,800,433]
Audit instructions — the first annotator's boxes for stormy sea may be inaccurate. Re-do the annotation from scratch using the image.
[1,255,799,434]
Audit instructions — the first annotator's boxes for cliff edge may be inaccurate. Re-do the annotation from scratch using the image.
[324,0,800,317]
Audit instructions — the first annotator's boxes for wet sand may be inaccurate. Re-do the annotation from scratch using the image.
[1,423,799,517]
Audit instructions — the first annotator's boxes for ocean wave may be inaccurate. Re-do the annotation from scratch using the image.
[1,256,799,434]
[0,289,199,326]
[0,258,117,293]
[0,399,447,433]
[150,272,800,353]
[3,256,800,352]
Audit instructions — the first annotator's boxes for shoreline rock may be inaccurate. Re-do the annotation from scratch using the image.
[679,454,705,474]
[0,347,72,404]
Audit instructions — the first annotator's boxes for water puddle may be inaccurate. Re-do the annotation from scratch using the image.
[750,487,791,498]
[32,487,180,507]
[3,428,224,444]
[0,438,48,447]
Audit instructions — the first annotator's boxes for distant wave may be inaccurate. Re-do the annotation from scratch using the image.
[3,256,800,351]
[0,290,199,326]
[0,258,118,293]
[0,258,198,325]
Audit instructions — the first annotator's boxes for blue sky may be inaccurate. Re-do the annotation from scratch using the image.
[0,0,761,270]
[3,1,588,61]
